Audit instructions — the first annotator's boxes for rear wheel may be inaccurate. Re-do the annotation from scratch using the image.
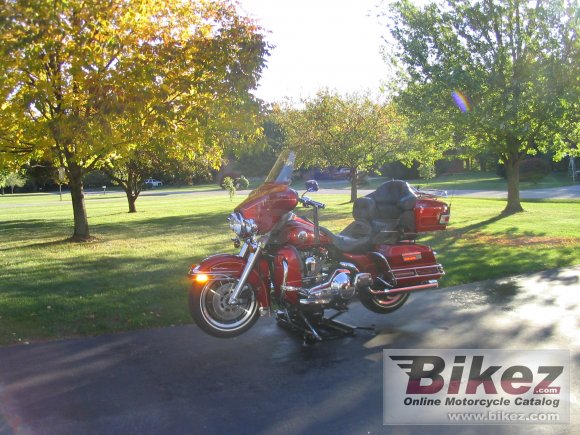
[190,279,259,338]
[358,287,409,314]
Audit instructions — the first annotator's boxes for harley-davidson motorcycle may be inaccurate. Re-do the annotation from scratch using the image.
[188,151,450,342]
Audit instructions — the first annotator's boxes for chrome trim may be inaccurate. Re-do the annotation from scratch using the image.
[228,244,262,305]
[371,251,397,286]
[189,272,236,281]
[296,269,352,305]
[413,187,448,198]
[228,212,258,238]
[280,259,290,301]
[305,257,317,275]
[238,243,249,258]
[353,272,373,289]
[282,259,289,287]
[392,264,445,279]
[339,262,359,273]
[369,280,439,295]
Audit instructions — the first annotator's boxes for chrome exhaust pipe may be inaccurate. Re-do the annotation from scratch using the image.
[369,280,439,295]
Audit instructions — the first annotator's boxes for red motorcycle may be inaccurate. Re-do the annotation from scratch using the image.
[189,151,450,342]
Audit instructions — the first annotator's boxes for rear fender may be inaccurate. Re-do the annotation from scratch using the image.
[189,254,270,308]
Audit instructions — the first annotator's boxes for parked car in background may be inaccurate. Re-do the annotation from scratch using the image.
[144,178,163,188]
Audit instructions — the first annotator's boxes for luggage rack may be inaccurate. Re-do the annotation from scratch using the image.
[412,187,448,199]
[392,264,445,281]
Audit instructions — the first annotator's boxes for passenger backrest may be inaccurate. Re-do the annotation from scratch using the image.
[339,197,376,239]
[352,197,377,221]
[366,180,417,233]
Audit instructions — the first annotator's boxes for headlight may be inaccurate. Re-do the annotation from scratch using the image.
[228,212,257,238]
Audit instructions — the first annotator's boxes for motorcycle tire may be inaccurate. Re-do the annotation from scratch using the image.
[358,287,409,314]
[189,279,259,338]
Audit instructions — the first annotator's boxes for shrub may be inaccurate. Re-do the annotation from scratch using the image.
[519,158,550,183]
[222,176,236,200]
[418,163,436,180]
[83,170,110,188]
[234,175,249,190]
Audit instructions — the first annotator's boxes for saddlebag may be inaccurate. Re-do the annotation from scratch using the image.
[377,244,444,285]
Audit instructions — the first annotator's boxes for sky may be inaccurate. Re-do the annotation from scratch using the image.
[238,0,390,103]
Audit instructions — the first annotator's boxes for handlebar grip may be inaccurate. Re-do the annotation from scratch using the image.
[301,196,325,209]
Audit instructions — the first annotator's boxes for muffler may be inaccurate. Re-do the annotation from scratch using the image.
[369,280,439,295]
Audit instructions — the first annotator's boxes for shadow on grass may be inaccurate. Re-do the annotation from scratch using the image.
[0,208,228,250]
[93,210,228,240]
[0,252,192,342]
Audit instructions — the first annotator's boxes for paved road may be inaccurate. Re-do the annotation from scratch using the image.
[0,266,578,435]
[2,184,578,209]
[314,183,580,199]
[150,183,580,199]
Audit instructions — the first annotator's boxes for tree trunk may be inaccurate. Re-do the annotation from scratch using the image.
[503,156,524,214]
[68,164,91,240]
[125,189,138,213]
[123,172,140,213]
[350,167,358,203]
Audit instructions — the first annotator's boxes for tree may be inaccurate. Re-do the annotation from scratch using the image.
[104,143,223,213]
[385,0,579,213]
[5,171,26,194]
[275,90,406,202]
[0,0,268,239]
[104,93,264,213]
[0,170,7,195]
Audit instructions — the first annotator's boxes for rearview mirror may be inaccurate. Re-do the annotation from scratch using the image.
[305,180,319,192]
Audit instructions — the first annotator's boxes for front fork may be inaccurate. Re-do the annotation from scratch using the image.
[228,240,264,305]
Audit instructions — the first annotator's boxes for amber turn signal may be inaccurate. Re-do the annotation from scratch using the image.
[194,274,209,283]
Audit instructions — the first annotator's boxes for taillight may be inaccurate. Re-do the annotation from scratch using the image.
[402,252,422,262]
[439,214,450,225]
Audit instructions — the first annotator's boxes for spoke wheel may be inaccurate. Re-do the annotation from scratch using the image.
[190,279,259,338]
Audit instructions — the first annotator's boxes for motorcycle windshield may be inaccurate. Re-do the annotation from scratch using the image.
[263,149,296,185]
[235,150,299,234]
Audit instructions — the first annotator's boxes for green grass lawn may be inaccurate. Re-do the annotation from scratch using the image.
[1,191,578,345]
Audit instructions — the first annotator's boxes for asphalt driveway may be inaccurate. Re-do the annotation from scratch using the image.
[0,266,578,435]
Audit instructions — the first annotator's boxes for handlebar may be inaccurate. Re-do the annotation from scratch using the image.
[300,196,325,209]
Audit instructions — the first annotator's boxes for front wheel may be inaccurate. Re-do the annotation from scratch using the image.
[189,279,259,338]
[358,287,409,314]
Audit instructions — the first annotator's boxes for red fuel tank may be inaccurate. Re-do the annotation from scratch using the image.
[276,215,331,249]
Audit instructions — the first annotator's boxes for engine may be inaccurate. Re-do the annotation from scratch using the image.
[281,249,372,306]
[300,250,328,287]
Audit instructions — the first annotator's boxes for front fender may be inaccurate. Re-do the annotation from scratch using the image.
[189,254,270,308]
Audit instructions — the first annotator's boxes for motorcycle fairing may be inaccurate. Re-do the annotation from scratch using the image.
[189,254,270,308]
[235,184,299,234]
